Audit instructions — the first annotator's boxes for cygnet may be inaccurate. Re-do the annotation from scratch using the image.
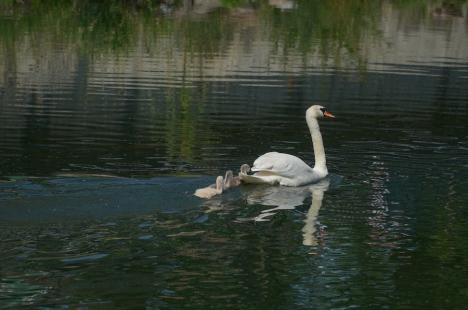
[194,175,224,199]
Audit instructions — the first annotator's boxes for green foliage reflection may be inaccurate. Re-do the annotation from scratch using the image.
[0,0,378,58]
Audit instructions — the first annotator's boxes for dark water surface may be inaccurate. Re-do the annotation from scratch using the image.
[1,1,468,309]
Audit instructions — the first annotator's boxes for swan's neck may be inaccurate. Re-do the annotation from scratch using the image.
[306,117,328,174]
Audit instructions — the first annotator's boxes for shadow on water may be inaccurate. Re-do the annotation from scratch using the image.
[0,175,213,221]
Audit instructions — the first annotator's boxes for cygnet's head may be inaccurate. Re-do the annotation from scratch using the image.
[215,176,224,192]
[224,170,234,188]
[239,164,250,175]
[306,105,335,119]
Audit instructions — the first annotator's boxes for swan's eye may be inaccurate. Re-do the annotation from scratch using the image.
[320,107,326,113]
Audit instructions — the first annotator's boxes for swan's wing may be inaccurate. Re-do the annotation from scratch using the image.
[251,152,312,178]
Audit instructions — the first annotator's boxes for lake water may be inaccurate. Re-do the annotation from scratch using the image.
[1,1,468,309]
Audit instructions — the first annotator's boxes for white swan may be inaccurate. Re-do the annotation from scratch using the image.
[194,176,224,199]
[239,105,334,186]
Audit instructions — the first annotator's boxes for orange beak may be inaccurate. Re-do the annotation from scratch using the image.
[323,111,335,118]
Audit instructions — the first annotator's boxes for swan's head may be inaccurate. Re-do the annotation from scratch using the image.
[306,105,335,119]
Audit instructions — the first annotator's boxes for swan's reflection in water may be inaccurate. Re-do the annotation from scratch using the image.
[241,178,330,246]
[302,180,329,246]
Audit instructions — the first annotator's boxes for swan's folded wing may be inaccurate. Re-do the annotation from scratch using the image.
[251,152,312,178]
[239,173,276,184]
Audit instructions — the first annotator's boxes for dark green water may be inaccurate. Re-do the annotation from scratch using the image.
[1,1,468,309]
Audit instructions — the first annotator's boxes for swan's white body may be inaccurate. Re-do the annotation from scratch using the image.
[240,105,333,187]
